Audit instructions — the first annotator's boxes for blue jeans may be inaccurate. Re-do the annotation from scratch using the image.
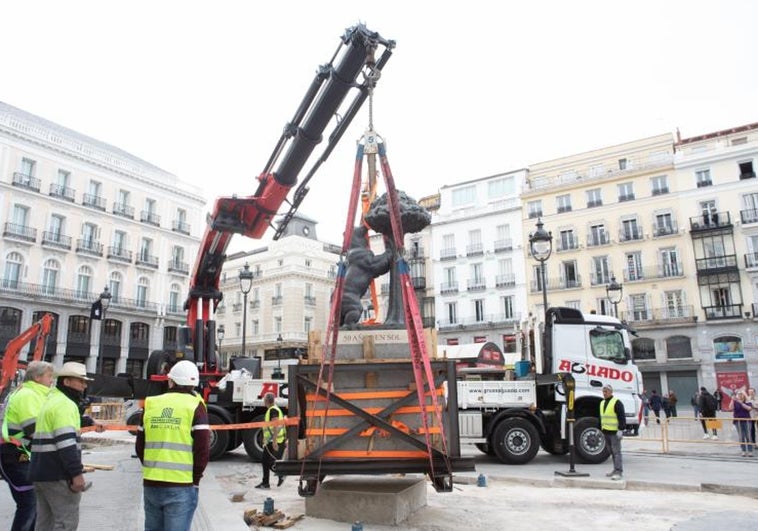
[144,485,199,531]
[0,452,36,531]
[736,420,754,453]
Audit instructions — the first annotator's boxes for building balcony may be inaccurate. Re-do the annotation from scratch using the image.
[440,282,459,294]
[0,280,160,313]
[746,252,758,269]
[495,274,516,288]
[272,296,283,306]
[41,231,72,250]
[172,220,191,234]
[704,304,743,321]
[556,239,579,252]
[586,233,610,247]
[83,193,107,211]
[75,239,103,257]
[589,273,612,286]
[411,276,426,290]
[651,187,669,196]
[587,200,603,208]
[621,305,696,325]
[466,279,486,292]
[695,254,738,274]
[135,252,159,268]
[304,295,316,306]
[168,259,189,275]
[493,239,512,253]
[689,211,731,232]
[107,246,133,263]
[3,223,37,243]
[250,300,260,309]
[466,243,484,257]
[232,302,243,312]
[49,183,76,202]
[113,202,135,219]
[12,172,41,192]
[741,208,758,225]
[653,223,678,238]
[140,211,161,227]
[623,263,684,282]
[618,194,636,202]
[439,248,457,261]
[618,229,644,243]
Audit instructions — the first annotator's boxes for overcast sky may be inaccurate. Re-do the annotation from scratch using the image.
[2,1,757,250]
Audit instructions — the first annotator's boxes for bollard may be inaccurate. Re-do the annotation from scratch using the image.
[477,473,487,487]
[352,521,363,531]
[263,497,275,515]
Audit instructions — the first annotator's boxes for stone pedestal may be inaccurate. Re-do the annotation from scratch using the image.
[305,476,427,525]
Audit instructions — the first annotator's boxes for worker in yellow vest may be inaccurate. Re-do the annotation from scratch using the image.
[255,392,286,489]
[136,360,210,531]
[29,362,93,531]
[1,361,54,531]
[599,384,626,480]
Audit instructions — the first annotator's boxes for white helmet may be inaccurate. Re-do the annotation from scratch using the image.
[167,360,199,387]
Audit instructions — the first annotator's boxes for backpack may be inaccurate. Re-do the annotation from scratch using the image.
[702,392,717,412]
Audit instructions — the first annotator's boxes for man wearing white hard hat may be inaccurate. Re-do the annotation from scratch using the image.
[29,362,93,530]
[136,360,210,531]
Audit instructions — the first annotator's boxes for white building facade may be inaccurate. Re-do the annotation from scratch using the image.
[0,101,205,377]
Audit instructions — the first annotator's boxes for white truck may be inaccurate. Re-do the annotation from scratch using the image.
[456,306,642,464]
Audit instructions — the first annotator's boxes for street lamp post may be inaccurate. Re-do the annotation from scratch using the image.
[217,324,225,369]
[97,287,112,373]
[272,333,284,380]
[238,263,253,358]
[606,276,623,319]
[528,219,553,318]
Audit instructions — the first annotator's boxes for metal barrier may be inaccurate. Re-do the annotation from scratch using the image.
[86,401,125,425]
[633,413,757,454]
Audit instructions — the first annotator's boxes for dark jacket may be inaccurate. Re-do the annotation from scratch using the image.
[649,393,662,412]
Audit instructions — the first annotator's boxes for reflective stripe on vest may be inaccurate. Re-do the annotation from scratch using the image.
[264,405,286,444]
[600,397,620,431]
[142,392,204,484]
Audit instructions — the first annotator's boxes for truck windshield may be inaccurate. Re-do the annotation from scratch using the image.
[589,328,627,363]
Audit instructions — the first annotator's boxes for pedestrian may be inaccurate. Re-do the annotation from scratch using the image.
[600,384,626,480]
[667,391,678,417]
[698,386,719,439]
[136,360,210,531]
[662,394,671,418]
[255,392,286,489]
[748,387,758,445]
[0,361,55,531]
[28,362,92,531]
[691,390,700,420]
[649,390,662,424]
[729,391,753,457]
[640,390,650,426]
[713,388,723,411]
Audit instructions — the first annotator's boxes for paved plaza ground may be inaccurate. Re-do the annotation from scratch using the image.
[2,427,757,530]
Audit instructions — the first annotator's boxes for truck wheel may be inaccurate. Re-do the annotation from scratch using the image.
[574,417,609,464]
[540,440,568,456]
[475,443,494,456]
[208,413,230,461]
[242,414,265,462]
[492,418,540,464]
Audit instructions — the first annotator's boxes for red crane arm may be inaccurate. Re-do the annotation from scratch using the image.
[0,313,54,396]
[184,25,395,354]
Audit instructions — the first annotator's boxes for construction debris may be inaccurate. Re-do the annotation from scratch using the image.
[243,508,304,529]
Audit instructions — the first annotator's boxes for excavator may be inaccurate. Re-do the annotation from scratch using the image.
[0,313,54,400]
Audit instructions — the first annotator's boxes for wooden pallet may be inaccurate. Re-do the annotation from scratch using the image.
[243,508,305,529]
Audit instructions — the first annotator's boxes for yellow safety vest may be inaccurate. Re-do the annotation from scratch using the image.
[142,392,205,484]
[1,380,51,455]
[599,397,620,431]
[264,405,286,444]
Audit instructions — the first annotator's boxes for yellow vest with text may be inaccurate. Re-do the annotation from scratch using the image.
[264,405,286,444]
[599,397,620,431]
[142,392,204,484]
